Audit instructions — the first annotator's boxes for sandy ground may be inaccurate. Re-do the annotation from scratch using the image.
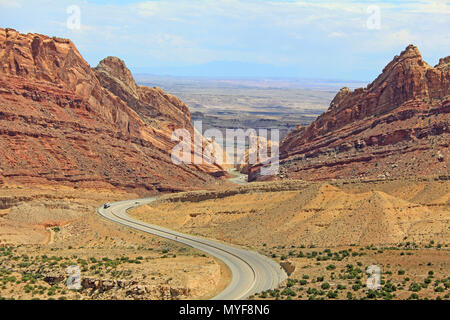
[1,176,448,300]
[250,245,449,300]
[130,176,449,300]
[130,177,450,248]
[0,183,230,300]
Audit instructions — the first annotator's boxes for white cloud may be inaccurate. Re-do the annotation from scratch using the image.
[1,0,448,79]
[0,0,22,7]
[329,31,346,38]
[402,0,450,14]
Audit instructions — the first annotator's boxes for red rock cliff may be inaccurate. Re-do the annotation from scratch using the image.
[0,28,223,192]
[250,45,449,181]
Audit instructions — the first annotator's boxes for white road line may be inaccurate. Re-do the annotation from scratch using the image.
[98,197,287,300]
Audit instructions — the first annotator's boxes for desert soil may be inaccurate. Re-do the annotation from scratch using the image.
[0,183,230,300]
[130,176,449,300]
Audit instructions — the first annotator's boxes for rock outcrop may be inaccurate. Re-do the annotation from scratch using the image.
[0,28,224,192]
[42,273,190,300]
[250,45,449,181]
[94,57,193,130]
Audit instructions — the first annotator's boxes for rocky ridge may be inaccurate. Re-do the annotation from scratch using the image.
[0,28,224,192]
[250,45,449,181]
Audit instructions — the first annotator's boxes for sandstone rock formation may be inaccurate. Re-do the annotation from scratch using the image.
[0,28,224,192]
[236,132,278,174]
[250,45,449,181]
[94,56,193,131]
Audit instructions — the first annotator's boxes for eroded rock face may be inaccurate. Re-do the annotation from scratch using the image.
[250,45,449,181]
[94,57,193,130]
[0,28,224,192]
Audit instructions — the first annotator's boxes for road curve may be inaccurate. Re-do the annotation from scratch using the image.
[98,198,287,300]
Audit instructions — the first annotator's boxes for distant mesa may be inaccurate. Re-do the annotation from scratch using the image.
[250,44,449,181]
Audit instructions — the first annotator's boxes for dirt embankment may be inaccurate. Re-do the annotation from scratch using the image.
[131,176,450,248]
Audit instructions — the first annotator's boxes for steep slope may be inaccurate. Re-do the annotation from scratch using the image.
[0,28,224,192]
[250,45,449,181]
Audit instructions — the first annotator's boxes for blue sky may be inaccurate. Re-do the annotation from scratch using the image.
[1,0,449,81]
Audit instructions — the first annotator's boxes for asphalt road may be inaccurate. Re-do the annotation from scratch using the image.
[98,197,287,300]
[227,168,248,185]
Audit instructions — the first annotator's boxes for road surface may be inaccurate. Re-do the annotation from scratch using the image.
[98,197,287,300]
[227,168,248,185]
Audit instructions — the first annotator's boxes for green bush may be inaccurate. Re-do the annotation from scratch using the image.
[352,284,361,291]
[327,291,338,299]
[281,288,296,297]
[408,293,419,300]
[409,283,421,292]
[321,283,330,290]
[434,286,445,293]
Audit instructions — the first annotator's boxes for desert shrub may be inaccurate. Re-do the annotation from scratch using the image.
[307,288,318,295]
[286,279,296,287]
[383,283,397,293]
[409,283,421,292]
[408,293,419,300]
[443,280,450,289]
[327,291,338,299]
[281,288,296,297]
[352,284,361,291]
[321,283,330,290]
[366,290,377,299]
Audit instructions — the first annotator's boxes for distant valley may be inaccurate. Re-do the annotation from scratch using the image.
[135,75,367,139]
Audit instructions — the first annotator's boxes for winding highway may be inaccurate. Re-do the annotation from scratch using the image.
[97,178,287,300]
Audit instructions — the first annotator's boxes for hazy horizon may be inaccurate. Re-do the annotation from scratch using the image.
[1,0,449,81]
[131,62,372,83]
